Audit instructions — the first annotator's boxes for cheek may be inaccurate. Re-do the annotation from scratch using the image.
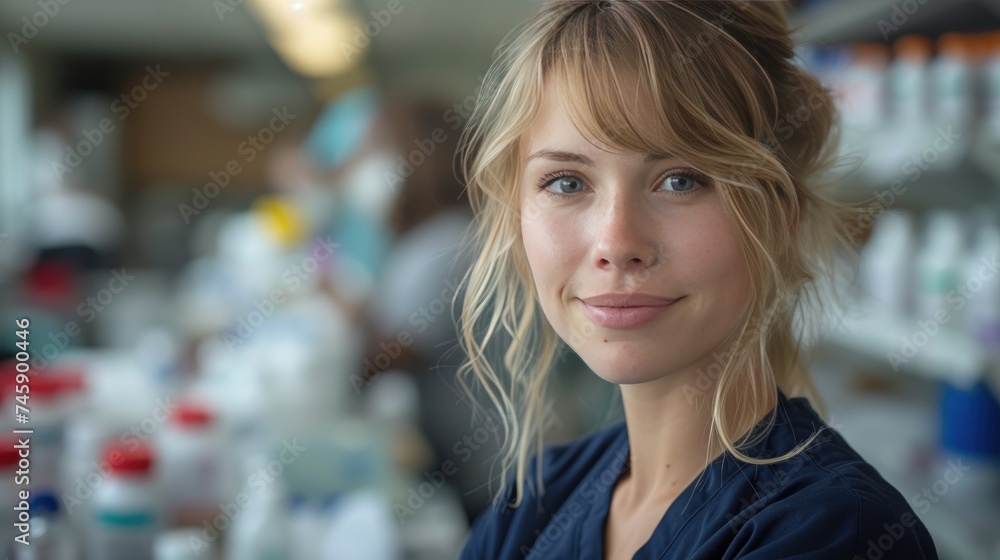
[676,206,750,303]
[520,205,579,283]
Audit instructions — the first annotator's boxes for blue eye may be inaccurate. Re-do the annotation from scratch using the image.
[541,174,586,196]
[660,173,701,193]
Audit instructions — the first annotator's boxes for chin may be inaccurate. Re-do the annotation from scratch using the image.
[578,352,669,386]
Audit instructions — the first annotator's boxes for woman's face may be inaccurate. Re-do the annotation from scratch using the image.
[519,84,752,386]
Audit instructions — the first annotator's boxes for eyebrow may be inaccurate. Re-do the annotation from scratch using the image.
[525,150,673,165]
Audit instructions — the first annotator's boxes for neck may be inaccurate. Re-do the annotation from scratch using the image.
[616,358,777,507]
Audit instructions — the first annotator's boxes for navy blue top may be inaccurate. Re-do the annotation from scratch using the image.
[461,391,939,559]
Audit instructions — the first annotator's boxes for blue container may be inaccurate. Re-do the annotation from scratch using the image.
[940,380,1000,460]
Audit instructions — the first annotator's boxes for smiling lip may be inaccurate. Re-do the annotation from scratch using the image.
[578,294,682,329]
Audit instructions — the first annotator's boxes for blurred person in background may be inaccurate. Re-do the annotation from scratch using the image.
[302,80,398,327]
[358,98,490,523]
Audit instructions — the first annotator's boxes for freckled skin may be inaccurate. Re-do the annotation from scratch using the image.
[519,84,751,387]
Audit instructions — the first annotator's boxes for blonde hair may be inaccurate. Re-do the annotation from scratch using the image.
[452,0,865,509]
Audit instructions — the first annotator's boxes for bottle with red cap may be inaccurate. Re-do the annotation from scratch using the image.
[156,398,228,525]
[90,440,160,560]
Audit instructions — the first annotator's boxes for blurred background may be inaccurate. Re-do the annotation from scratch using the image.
[0,0,998,558]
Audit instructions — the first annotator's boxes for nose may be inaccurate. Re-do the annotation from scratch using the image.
[591,190,659,272]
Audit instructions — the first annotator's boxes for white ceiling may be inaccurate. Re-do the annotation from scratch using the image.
[0,0,540,73]
[0,0,271,57]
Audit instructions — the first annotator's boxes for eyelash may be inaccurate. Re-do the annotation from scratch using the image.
[536,168,711,200]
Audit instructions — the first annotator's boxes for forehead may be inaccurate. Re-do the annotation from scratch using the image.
[521,84,585,151]
[520,76,661,161]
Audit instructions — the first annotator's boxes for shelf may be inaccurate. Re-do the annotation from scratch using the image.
[821,302,991,387]
[790,0,1000,46]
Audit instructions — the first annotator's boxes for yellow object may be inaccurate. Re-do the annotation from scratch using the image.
[254,196,306,248]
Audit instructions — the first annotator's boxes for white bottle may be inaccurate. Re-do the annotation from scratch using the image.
[838,44,889,182]
[225,457,290,560]
[964,218,1000,352]
[872,36,932,183]
[154,528,215,560]
[60,412,110,556]
[977,34,1000,173]
[90,442,160,560]
[931,34,974,169]
[288,495,322,560]
[319,488,402,560]
[916,211,965,320]
[157,399,225,525]
[860,211,915,316]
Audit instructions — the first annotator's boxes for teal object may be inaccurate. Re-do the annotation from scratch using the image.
[328,198,390,280]
[305,85,381,170]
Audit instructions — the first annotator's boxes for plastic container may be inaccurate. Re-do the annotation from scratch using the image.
[154,528,215,560]
[224,455,290,560]
[319,488,402,560]
[871,36,933,183]
[964,219,1000,352]
[90,442,160,560]
[938,381,1000,512]
[931,34,974,169]
[839,43,889,182]
[288,495,322,560]
[60,412,110,556]
[860,211,915,316]
[980,33,1000,146]
[157,399,226,525]
[916,211,965,321]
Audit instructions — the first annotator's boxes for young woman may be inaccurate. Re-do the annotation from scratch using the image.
[452,1,938,559]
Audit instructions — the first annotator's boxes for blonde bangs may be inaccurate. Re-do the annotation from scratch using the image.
[541,5,702,167]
